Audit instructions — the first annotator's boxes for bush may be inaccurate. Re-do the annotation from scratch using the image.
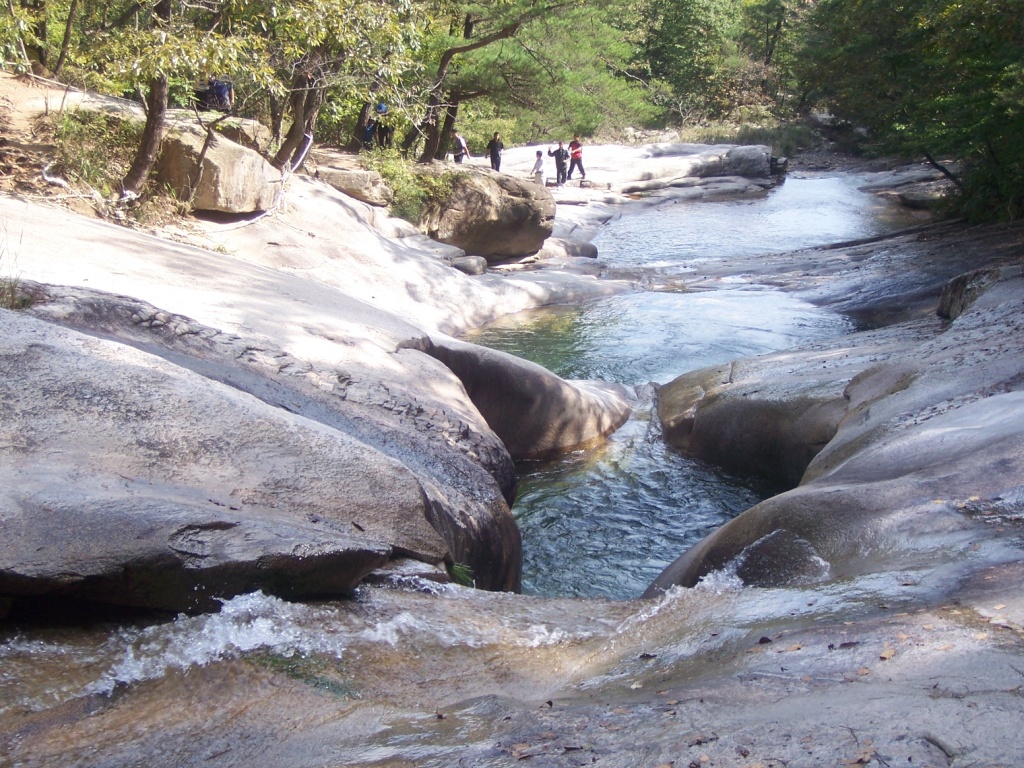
[49,110,144,196]
[677,120,819,157]
[362,149,457,225]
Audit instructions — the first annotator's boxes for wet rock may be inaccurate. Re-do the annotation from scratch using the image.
[647,257,1024,593]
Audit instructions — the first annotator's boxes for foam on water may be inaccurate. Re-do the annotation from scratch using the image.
[81,592,349,696]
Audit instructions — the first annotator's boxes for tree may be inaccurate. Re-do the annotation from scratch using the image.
[638,0,739,121]
[401,0,576,162]
[796,0,1024,220]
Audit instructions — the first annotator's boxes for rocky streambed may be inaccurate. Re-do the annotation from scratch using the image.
[3,73,1024,768]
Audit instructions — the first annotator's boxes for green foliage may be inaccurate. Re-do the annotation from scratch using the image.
[50,110,144,195]
[796,0,1024,221]
[0,277,27,311]
[363,149,458,225]
[640,0,740,121]
[0,234,31,311]
[446,562,475,587]
[0,2,36,71]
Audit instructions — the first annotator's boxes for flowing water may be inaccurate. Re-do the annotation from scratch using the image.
[465,175,922,599]
[1,174,939,763]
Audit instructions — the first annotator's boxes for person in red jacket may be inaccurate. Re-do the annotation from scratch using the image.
[568,135,585,180]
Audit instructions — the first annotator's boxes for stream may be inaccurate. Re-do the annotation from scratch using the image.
[1,172,934,765]
[465,174,921,599]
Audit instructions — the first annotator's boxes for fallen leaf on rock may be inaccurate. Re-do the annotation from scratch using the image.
[922,624,935,631]
[630,682,643,689]
[612,708,630,715]
[801,675,812,683]
[937,643,954,651]
[857,668,871,676]
[975,632,989,640]
[880,649,896,660]
[994,604,1007,610]
[785,644,803,652]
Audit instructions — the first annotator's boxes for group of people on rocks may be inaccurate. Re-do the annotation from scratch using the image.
[452,130,586,187]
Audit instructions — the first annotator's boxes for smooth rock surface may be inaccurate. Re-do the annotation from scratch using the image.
[157,125,283,213]
[422,166,556,260]
[421,335,634,460]
[649,248,1024,593]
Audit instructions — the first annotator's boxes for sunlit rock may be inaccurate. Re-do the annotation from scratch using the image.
[421,166,556,261]
[648,264,1024,594]
[157,125,283,213]
[421,335,632,460]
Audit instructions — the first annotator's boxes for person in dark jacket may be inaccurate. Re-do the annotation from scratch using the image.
[548,141,569,186]
[486,132,504,171]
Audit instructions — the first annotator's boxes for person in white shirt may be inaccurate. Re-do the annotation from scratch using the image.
[452,130,470,163]
[530,150,544,185]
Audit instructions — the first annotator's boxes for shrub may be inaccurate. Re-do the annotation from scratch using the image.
[363,149,457,225]
[49,110,144,196]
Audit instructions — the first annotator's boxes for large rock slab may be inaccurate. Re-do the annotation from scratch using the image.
[0,310,448,611]
[14,284,525,597]
[157,125,283,213]
[421,335,632,460]
[421,166,556,261]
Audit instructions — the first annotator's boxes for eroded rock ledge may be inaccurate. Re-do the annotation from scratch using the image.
[648,222,1024,593]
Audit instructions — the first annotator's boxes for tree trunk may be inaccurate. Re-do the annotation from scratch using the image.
[52,0,78,76]
[273,72,325,170]
[417,92,445,162]
[23,0,46,67]
[121,74,168,196]
[436,100,460,160]
[350,100,374,151]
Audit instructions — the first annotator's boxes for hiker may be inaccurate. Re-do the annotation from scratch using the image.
[530,150,544,185]
[374,102,393,148]
[195,77,233,113]
[548,141,569,185]
[452,130,470,163]
[486,132,504,171]
[568,135,585,180]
